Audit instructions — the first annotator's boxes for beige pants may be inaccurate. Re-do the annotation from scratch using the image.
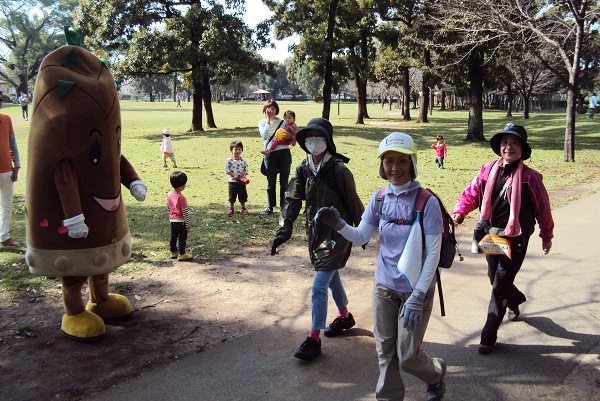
[162,153,177,166]
[372,282,444,401]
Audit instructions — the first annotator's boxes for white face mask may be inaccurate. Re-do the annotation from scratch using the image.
[305,137,328,155]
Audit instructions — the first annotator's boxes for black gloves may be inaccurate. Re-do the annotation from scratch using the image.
[316,207,346,230]
[271,220,293,255]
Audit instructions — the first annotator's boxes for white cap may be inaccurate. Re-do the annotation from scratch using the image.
[162,129,170,135]
[378,132,416,158]
[378,132,418,178]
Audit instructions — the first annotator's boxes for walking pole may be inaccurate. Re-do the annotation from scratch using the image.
[436,269,445,316]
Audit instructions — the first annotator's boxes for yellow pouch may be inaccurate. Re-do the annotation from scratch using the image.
[478,234,512,259]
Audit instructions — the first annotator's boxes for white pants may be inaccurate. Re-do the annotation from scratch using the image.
[0,171,14,242]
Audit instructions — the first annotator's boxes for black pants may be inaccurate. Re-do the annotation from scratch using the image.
[228,181,248,204]
[480,235,529,346]
[264,148,291,208]
[170,222,187,254]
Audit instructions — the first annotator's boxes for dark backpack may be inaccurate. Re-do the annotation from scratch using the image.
[375,187,460,268]
[375,187,463,316]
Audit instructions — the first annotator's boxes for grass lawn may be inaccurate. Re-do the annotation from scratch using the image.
[1,99,599,299]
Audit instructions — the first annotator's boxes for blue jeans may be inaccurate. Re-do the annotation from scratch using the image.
[264,148,291,208]
[311,270,348,330]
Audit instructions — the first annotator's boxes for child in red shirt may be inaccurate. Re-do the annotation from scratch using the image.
[167,171,192,260]
[431,134,447,169]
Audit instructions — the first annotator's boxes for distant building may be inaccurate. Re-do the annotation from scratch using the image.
[0,81,17,101]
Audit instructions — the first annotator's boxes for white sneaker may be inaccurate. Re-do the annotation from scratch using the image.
[507,306,520,321]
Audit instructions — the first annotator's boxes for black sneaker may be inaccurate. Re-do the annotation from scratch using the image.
[426,359,447,401]
[294,337,321,361]
[259,207,273,215]
[477,343,495,355]
[507,305,520,321]
[324,313,355,337]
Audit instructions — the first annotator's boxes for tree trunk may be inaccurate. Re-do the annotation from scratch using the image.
[506,83,513,117]
[321,0,339,120]
[440,90,446,111]
[523,93,530,119]
[203,73,217,128]
[190,80,204,132]
[355,86,366,124]
[354,67,366,124]
[173,74,178,103]
[429,90,434,115]
[402,67,411,121]
[564,87,576,161]
[466,50,485,141]
[417,49,431,123]
[356,28,370,122]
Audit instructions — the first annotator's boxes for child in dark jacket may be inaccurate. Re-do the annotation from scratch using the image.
[271,118,364,361]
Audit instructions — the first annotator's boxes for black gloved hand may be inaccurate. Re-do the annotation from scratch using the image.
[316,207,346,230]
[271,221,293,255]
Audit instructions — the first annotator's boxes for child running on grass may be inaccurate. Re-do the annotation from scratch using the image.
[431,134,447,169]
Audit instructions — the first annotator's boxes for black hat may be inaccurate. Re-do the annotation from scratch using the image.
[489,123,532,160]
[297,118,350,163]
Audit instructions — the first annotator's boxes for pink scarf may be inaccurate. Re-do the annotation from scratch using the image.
[480,158,523,237]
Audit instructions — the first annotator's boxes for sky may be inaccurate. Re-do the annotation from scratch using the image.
[243,0,296,61]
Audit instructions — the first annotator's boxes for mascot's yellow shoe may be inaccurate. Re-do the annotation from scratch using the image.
[62,310,106,341]
[86,293,133,321]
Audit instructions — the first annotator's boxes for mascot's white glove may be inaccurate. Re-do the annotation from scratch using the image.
[63,213,89,239]
[130,180,147,202]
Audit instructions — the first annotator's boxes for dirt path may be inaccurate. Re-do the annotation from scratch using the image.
[1,240,379,401]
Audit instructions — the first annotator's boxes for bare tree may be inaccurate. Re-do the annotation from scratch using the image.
[433,0,600,161]
[509,52,557,119]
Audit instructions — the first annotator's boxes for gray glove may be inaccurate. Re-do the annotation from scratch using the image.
[317,207,346,230]
[400,289,426,332]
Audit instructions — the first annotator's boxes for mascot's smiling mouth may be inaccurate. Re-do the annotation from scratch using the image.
[93,192,121,212]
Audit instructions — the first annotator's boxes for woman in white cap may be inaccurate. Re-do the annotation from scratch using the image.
[318,132,447,401]
[451,123,554,355]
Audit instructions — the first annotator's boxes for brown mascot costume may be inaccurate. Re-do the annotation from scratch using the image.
[25,30,147,341]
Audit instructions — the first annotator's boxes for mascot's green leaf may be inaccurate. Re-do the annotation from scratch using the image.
[64,26,83,46]
[61,51,76,70]
[58,80,76,98]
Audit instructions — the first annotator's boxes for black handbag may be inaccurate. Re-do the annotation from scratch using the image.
[260,120,284,176]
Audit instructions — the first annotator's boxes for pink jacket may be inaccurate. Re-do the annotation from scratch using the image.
[453,161,554,242]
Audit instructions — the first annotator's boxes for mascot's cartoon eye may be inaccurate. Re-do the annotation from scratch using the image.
[118,138,121,155]
[89,142,102,166]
